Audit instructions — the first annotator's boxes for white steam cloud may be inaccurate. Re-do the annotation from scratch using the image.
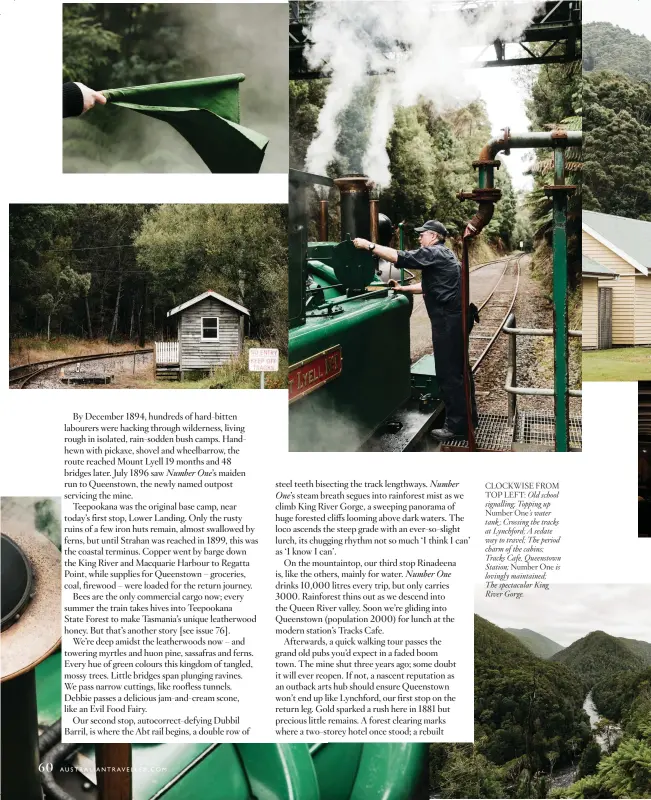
[304,0,544,186]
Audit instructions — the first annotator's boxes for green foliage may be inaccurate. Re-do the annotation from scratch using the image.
[205,343,288,389]
[576,741,602,780]
[582,22,651,219]
[597,736,651,798]
[511,196,533,253]
[474,616,590,775]
[551,631,647,688]
[431,620,651,799]
[9,205,287,353]
[617,640,651,666]
[583,70,651,220]
[33,499,61,547]
[593,668,651,727]
[554,668,651,798]
[504,628,563,659]
[288,80,517,247]
[381,104,448,230]
[583,22,651,83]
[62,4,121,83]
[289,79,328,169]
[439,745,506,798]
[63,4,192,91]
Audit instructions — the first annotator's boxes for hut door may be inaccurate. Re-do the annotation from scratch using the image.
[598,287,612,349]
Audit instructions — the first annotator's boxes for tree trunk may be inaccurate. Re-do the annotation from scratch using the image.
[85,295,93,339]
[109,273,123,343]
[98,272,108,337]
[47,315,51,342]
[138,279,147,348]
[129,294,135,341]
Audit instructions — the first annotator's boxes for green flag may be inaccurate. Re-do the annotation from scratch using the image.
[103,74,268,173]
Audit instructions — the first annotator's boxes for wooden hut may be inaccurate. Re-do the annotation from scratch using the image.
[156,291,250,379]
[582,211,651,348]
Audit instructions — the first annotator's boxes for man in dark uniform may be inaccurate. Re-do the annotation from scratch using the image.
[353,220,477,442]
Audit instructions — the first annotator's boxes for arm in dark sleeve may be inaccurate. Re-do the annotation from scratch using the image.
[63,82,84,118]
[396,247,439,271]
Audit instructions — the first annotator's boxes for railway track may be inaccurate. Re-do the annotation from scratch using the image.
[9,349,154,388]
[363,253,523,452]
[470,253,521,373]
[411,252,521,370]
[469,252,520,273]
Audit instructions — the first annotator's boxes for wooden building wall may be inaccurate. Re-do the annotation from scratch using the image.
[584,231,637,345]
[634,277,651,345]
[178,296,243,371]
[582,277,598,349]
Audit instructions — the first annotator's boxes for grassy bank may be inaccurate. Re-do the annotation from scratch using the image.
[583,347,651,382]
[125,346,287,389]
[9,336,148,368]
[10,335,287,390]
[450,236,507,265]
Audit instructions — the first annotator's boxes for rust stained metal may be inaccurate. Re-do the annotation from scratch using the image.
[318,199,329,241]
[369,199,379,243]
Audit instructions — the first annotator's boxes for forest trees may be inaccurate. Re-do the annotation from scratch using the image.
[428,617,592,800]
[289,81,518,249]
[37,264,91,342]
[582,21,651,221]
[583,21,651,84]
[9,204,288,353]
[583,71,651,221]
[554,668,651,799]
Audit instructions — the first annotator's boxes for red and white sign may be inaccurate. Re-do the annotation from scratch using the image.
[288,345,343,403]
[248,348,279,372]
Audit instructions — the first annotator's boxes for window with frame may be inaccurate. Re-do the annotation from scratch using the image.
[201,316,219,340]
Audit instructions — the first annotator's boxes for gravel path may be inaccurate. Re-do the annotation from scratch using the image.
[476,254,581,420]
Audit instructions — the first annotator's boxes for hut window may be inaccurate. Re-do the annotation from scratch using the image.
[201,317,219,340]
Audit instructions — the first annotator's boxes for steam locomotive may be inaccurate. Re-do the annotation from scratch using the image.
[288,170,442,452]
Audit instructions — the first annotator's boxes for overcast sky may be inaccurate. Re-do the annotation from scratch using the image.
[470,53,536,192]
[583,0,651,39]
[475,585,651,646]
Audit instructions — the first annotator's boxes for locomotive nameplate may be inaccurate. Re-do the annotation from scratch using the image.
[288,345,342,403]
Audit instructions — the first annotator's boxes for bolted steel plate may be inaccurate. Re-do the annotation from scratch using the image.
[331,236,376,291]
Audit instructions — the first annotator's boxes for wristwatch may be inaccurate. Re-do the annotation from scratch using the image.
[368,243,376,252]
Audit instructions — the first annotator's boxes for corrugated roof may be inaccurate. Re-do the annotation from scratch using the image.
[583,210,651,275]
[582,254,618,279]
[167,290,250,318]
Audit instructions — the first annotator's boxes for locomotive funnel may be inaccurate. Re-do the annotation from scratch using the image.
[334,175,372,241]
[318,199,329,241]
[369,199,379,244]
